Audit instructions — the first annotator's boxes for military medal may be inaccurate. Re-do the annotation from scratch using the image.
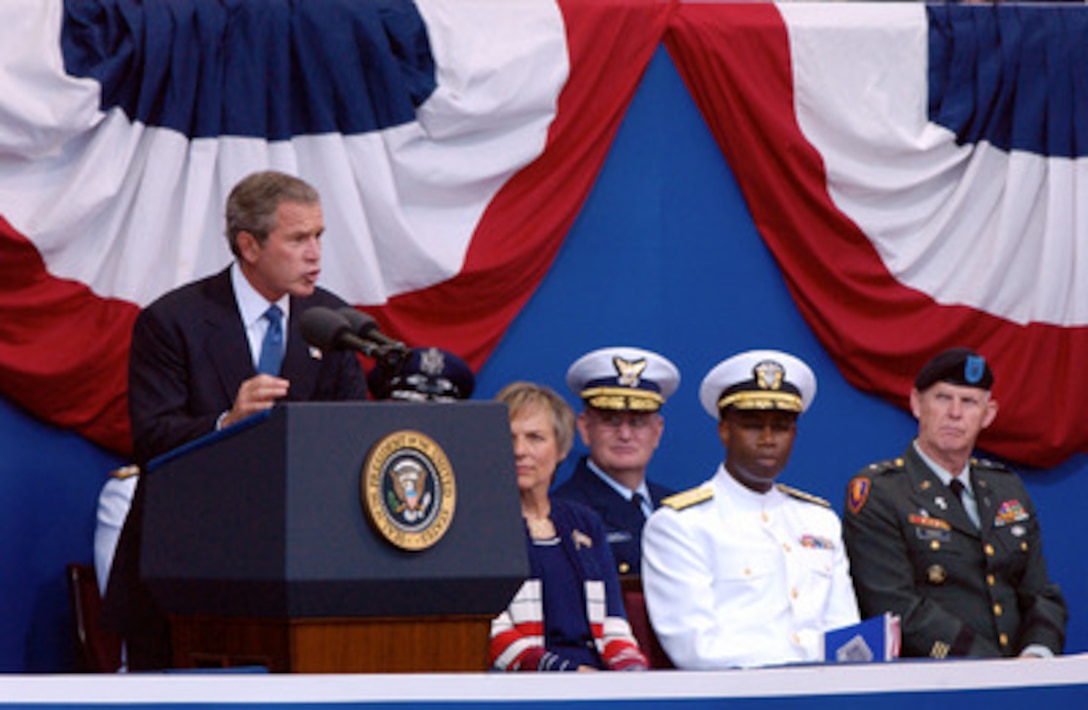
[994,499,1029,527]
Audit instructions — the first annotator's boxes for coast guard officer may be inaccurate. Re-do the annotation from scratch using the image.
[552,346,679,576]
[642,349,859,669]
[843,347,1067,659]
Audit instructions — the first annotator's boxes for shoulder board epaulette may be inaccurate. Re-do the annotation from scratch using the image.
[109,464,141,480]
[864,457,906,476]
[776,483,830,508]
[971,457,1012,473]
[661,486,713,511]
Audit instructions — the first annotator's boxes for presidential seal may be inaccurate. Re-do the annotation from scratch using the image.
[362,430,456,551]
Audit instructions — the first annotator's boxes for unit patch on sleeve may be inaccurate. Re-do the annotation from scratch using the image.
[846,476,870,515]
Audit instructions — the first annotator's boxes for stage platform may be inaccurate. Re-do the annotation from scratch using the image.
[4,654,1088,708]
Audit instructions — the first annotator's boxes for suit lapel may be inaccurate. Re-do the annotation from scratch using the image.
[971,467,997,535]
[200,271,326,403]
[201,270,255,405]
[282,297,320,400]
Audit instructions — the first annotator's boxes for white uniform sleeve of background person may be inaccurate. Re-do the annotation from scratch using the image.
[93,475,138,597]
[642,467,859,669]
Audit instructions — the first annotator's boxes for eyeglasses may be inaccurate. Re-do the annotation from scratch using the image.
[588,410,658,430]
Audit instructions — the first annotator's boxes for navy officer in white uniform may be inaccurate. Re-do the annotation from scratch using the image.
[642,349,859,669]
[552,346,679,577]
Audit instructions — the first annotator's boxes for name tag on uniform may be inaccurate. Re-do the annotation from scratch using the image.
[910,514,951,542]
[607,530,633,544]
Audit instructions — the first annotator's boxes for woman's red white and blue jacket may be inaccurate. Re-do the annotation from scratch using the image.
[490,498,648,671]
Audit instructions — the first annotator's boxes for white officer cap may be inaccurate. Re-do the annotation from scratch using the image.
[566,346,680,413]
[699,349,816,419]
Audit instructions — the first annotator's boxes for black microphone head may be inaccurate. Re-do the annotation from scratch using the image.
[338,306,408,352]
[299,306,352,351]
[337,306,378,335]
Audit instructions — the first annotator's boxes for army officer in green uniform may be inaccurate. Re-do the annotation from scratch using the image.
[843,348,1067,659]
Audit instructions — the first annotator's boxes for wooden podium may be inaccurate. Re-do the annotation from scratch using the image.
[140,402,528,672]
[168,614,492,672]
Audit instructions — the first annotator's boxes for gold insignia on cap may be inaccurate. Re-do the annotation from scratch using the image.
[718,390,803,412]
[581,390,664,411]
[754,360,785,390]
[579,356,665,411]
[927,565,947,585]
[614,356,647,388]
[716,359,803,413]
[572,347,677,413]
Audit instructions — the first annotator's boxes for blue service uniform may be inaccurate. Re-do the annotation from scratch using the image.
[552,456,674,576]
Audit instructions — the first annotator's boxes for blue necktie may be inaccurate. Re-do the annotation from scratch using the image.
[256,305,284,375]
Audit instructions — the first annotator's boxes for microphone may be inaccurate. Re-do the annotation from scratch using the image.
[299,307,384,359]
[336,307,409,355]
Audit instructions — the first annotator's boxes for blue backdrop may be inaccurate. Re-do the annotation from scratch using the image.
[1,45,1085,673]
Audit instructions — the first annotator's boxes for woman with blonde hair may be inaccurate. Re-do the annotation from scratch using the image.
[490,382,647,672]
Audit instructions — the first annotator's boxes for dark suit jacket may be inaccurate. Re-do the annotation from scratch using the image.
[127,266,367,465]
[105,267,367,669]
[551,456,674,577]
[843,445,1067,658]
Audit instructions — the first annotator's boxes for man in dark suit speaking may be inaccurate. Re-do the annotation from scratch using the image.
[127,170,367,463]
[104,170,367,669]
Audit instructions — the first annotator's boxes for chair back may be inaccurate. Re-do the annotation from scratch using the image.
[620,576,673,669]
[66,563,123,672]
